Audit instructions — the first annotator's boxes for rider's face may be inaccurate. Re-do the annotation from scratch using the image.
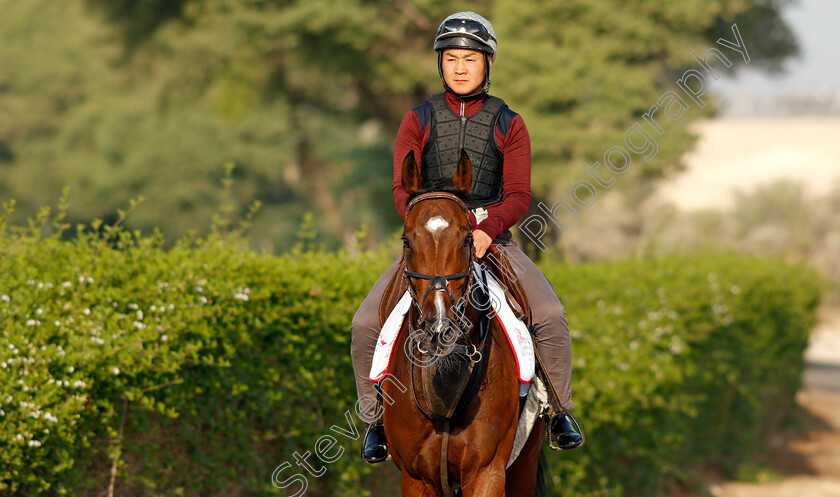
[441,49,489,96]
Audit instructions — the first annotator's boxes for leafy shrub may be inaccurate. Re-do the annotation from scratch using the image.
[541,254,823,495]
[0,200,823,496]
[0,198,389,496]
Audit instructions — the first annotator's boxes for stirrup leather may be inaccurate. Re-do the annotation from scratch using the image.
[361,385,390,463]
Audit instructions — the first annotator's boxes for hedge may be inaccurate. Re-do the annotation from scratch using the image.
[0,208,823,496]
[541,255,822,495]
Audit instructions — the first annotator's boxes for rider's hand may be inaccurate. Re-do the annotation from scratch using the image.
[472,229,492,258]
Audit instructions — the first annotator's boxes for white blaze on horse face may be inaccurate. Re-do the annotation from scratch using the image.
[434,292,447,321]
[424,216,449,233]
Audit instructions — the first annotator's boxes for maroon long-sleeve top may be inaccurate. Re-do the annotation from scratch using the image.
[392,91,532,240]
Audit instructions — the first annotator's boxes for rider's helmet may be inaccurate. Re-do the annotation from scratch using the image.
[434,12,496,97]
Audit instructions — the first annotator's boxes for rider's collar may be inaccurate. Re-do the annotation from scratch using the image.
[444,89,487,104]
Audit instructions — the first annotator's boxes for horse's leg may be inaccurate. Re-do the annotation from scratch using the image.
[459,465,507,497]
[401,471,440,497]
[504,418,547,497]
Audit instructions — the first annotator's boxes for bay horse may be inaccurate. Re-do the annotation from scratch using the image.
[380,150,547,497]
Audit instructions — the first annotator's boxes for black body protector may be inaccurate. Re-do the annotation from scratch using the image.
[421,93,505,210]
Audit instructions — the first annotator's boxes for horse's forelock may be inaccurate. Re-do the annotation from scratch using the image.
[406,180,471,208]
[405,191,470,227]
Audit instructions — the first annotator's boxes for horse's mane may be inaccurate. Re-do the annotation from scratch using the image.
[406,181,472,206]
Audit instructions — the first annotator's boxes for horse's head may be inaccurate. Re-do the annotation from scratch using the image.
[401,150,475,358]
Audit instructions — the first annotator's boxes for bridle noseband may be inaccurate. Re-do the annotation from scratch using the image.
[404,270,471,315]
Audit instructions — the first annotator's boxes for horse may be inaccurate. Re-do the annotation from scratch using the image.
[380,149,547,497]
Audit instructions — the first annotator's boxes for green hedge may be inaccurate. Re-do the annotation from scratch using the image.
[0,212,823,496]
[541,255,822,495]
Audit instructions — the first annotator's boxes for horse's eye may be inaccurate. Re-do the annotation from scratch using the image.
[464,233,473,247]
[401,234,410,248]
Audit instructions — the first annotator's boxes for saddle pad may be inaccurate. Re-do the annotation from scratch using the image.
[477,261,535,383]
[368,265,535,384]
[506,375,548,469]
[369,291,412,382]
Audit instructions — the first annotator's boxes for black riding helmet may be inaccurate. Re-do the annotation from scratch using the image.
[434,12,497,98]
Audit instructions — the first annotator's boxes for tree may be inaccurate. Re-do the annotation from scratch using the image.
[0,0,798,253]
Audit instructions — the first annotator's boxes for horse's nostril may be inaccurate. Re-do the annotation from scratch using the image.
[418,319,460,356]
[440,325,459,346]
[423,318,451,338]
[417,329,433,344]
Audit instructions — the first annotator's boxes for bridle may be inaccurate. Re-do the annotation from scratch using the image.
[402,192,476,325]
[401,191,492,422]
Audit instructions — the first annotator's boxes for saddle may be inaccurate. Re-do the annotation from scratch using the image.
[486,244,532,328]
[377,244,531,328]
[378,257,408,328]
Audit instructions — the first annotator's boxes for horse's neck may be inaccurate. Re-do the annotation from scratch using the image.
[416,303,489,418]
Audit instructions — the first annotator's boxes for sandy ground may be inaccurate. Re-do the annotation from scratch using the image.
[656,118,840,210]
[807,311,840,368]
[656,117,840,496]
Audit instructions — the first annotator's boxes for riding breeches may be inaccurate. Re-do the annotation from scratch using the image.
[349,235,574,422]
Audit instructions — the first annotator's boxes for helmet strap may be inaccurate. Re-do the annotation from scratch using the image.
[481,52,492,93]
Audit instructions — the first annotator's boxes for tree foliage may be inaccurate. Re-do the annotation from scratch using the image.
[0,0,798,251]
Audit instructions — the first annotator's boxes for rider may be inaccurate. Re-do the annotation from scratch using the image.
[350,11,582,464]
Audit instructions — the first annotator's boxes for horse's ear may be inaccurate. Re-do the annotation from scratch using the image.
[401,150,422,196]
[452,149,472,193]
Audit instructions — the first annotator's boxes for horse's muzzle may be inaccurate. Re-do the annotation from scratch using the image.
[417,318,460,357]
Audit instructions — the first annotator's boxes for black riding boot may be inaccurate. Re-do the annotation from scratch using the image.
[548,413,583,450]
[361,423,389,464]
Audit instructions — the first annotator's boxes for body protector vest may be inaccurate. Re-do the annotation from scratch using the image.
[421,93,505,209]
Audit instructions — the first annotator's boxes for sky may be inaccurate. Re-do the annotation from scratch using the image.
[713,0,840,97]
